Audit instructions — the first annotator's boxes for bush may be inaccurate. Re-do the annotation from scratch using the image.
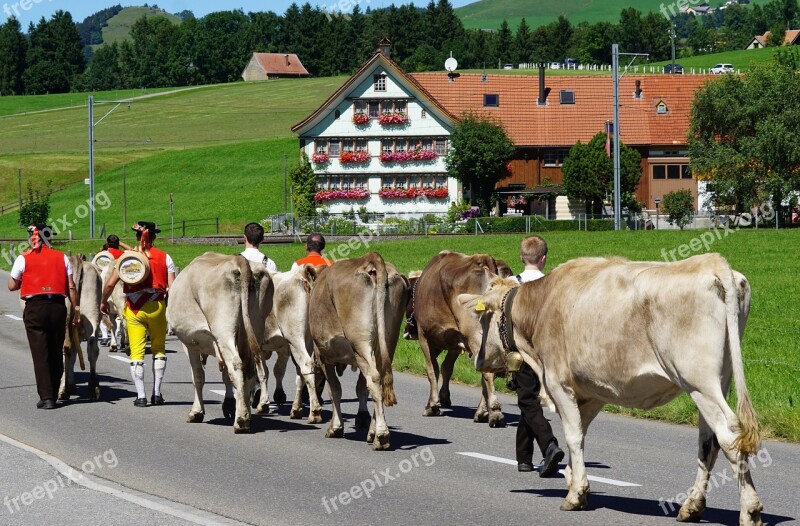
[18,182,52,228]
[662,189,694,229]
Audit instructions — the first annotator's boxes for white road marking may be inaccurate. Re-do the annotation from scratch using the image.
[4,314,23,321]
[456,452,641,487]
[210,390,237,399]
[108,355,131,364]
[0,432,249,525]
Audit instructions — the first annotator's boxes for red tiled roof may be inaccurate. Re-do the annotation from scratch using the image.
[411,73,715,147]
[753,29,800,46]
[252,53,309,76]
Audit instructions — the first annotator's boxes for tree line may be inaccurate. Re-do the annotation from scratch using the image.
[0,0,798,96]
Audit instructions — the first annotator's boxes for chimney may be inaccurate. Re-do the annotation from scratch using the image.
[379,37,391,58]
[634,79,642,99]
[285,54,290,67]
[537,63,551,106]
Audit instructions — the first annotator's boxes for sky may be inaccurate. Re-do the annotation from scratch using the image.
[2,0,477,27]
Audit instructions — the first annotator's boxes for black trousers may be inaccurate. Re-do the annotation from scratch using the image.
[23,297,67,401]
[516,363,556,464]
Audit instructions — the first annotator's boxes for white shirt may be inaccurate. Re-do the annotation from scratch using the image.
[10,254,73,281]
[241,247,277,272]
[517,268,544,284]
[165,254,177,274]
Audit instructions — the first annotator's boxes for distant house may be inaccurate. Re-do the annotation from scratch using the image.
[242,53,309,81]
[746,29,800,49]
[685,3,714,15]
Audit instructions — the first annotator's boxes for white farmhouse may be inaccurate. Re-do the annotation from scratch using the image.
[291,41,461,216]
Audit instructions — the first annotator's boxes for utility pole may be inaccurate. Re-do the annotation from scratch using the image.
[88,96,95,238]
[283,154,288,214]
[670,24,677,74]
[612,44,648,231]
[122,163,127,231]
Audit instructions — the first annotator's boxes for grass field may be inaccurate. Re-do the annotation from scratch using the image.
[20,230,799,443]
[96,6,182,48]
[456,0,772,29]
[651,46,783,71]
[0,87,182,116]
[0,77,346,210]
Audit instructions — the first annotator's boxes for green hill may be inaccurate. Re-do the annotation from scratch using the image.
[456,0,771,30]
[96,6,182,47]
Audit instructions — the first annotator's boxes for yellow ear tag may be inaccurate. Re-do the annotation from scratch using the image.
[475,299,486,312]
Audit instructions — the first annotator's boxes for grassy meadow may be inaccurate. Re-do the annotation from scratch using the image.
[96,7,182,48]
[27,229,800,442]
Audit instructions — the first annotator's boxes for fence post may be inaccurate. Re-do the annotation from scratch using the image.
[182,220,186,238]
[216,217,219,234]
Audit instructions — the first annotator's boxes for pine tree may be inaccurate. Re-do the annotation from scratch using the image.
[85,41,121,90]
[0,17,27,95]
[497,20,513,64]
[24,11,84,94]
[514,18,532,65]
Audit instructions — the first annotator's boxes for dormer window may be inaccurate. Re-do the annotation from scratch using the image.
[484,94,499,107]
[374,73,387,92]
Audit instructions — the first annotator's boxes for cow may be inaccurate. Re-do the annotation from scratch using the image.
[252,264,323,424]
[60,255,103,401]
[309,252,408,450]
[458,254,763,525]
[167,253,273,433]
[99,261,127,352]
[407,251,511,427]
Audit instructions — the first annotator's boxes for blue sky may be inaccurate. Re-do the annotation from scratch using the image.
[3,0,476,27]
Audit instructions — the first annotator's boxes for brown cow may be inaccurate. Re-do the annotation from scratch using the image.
[408,251,511,427]
[309,252,408,450]
[458,255,762,524]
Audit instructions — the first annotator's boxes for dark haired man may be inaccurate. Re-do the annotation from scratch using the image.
[8,225,80,409]
[101,221,175,407]
[241,222,277,271]
[291,232,332,269]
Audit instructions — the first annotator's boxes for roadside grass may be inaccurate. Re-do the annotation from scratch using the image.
[0,77,346,204]
[0,138,298,238]
[0,87,181,116]
[23,229,799,442]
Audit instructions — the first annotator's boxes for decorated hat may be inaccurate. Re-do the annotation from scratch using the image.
[132,221,161,234]
[27,224,56,236]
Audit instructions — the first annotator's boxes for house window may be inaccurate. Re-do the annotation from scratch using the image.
[354,100,366,113]
[667,165,681,179]
[421,109,427,118]
[315,140,328,154]
[408,176,422,188]
[354,177,368,189]
[422,138,433,151]
[681,165,691,179]
[435,175,447,188]
[394,100,406,114]
[342,139,355,153]
[484,94,499,107]
[355,139,368,152]
[559,90,575,105]
[652,165,666,179]
[369,100,380,118]
[317,176,327,190]
[374,74,386,92]
[434,138,447,156]
[396,139,407,153]
[382,140,393,153]
[543,149,568,167]
[329,140,340,157]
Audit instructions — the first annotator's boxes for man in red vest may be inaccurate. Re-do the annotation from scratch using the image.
[101,222,176,407]
[7,225,80,410]
[291,232,333,270]
[103,234,131,260]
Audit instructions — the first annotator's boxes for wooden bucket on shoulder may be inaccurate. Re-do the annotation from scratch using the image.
[116,251,150,285]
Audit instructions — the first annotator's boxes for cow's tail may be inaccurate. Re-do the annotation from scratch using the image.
[724,269,760,457]
[238,262,261,368]
[372,254,396,407]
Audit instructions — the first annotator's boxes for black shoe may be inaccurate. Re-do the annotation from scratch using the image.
[150,394,164,406]
[517,462,534,472]
[36,399,56,410]
[133,398,148,407]
[539,441,565,478]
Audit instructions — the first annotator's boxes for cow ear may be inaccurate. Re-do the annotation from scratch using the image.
[457,293,488,318]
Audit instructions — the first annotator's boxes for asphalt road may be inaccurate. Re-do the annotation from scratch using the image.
[0,271,798,526]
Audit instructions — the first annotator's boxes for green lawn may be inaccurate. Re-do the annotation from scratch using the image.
[0,77,346,206]
[651,46,783,71]
[20,230,799,442]
[0,87,184,116]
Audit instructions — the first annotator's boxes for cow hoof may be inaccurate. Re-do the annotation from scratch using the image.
[439,394,452,408]
[289,407,303,419]
[89,387,100,402]
[488,411,506,428]
[58,391,70,402]
[367,430,375,443]
[222,398,236,420]
[739,502,764,526]
[473,412,489,423]
[355,411,371,429]
[560,493,588,511]
[187,412,205,423]
[677,496,706,522]
[255,403,270,415]
[423,406,441,417]
[325,427,344,438]
[273,389,287,405]
[307,411,322,424]
[110,345,117,352]
[373,434,390,451]
[233,423,250,434]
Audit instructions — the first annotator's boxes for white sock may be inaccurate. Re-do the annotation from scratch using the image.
[114,318,123,343]
[153,357,167,397]
[100,322,109,340]
[130,362,146,398]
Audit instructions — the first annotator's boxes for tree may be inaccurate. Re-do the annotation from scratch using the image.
[24,11,84,94]
[290,153,318,218]
[446,113,515,215]
[18,182,52,228]
[689,61,800,215]
[562,132,642,215]
[514,18,532,64]
[662,189,695,229]
[0,17,27,95]
[496,20,513,64]
[84,42,121,90]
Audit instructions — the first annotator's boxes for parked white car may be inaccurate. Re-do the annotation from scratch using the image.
[549,61,561,69]
[710,63,734,74]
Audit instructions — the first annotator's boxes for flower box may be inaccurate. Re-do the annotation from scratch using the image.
[378,112,409,125]
[311,153,330,164]
[379,187,449,200]
[339,151,371,163]
[314,189,370,203]
[380,149,438,163]
[352,112,370,125]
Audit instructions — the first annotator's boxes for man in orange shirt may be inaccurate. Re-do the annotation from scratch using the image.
[7,225,80,409]
[291,232,333,270]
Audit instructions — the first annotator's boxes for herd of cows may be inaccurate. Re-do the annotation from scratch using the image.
[56,248,764,525]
